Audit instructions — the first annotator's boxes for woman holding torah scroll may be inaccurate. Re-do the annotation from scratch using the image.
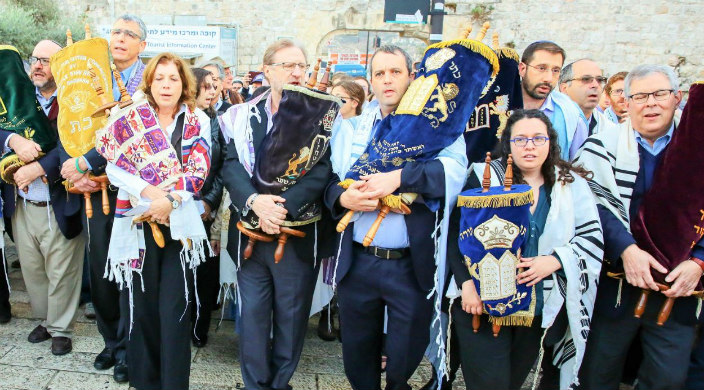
[96,53,211,390]
[447,110,602,390]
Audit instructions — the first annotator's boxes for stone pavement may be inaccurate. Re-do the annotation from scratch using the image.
[0,242,473,390]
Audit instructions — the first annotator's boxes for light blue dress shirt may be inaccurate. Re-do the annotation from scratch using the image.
[634,123,675,156]
[351,118,410,249]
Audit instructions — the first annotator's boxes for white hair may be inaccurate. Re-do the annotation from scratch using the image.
[624,64,679,97]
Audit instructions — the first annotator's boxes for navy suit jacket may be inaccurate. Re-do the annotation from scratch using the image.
[325,160,446,292]
[0,100,82,239]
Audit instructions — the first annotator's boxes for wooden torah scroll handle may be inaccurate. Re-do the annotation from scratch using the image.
[132,215,166,248]
[472,314,481,333]
[655,283,673,326]
[306,58,322,88]
[482,152,492,193]
[66,185,93,218]
[236,221,274,260]
[336,209,356,233]
[274,227,306,264]
[634,289,650,318]
[492,323,501,338]
[90,174,111,215]
[363,204,390,247]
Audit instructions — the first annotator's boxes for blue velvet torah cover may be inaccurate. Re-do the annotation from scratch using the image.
[456,183,536,326]
[464,47,524,163]
[345,39,499,182]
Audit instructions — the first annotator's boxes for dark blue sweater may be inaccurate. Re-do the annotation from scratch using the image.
[595,144,704,325]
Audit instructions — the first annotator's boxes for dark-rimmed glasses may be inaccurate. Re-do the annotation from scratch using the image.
[510,135,550,147]
[28,56,50,66]
[628,89,674,104]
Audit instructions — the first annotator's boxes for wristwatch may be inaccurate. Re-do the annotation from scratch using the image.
[165,194,180,209]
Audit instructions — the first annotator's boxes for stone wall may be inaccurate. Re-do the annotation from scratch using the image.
[59,0,702,88]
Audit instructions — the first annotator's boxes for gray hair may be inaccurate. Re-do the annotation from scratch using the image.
[624,64,679,97]
[202,62,225,78]
[116,14,147,41]
[369,45,413,76]
[559,58,595,85]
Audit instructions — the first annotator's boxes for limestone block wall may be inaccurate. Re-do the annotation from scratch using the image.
[60,0,702,88]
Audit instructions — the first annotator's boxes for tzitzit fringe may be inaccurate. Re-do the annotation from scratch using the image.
[339,179,409,210]
[425,39,500,78]
[457,190,534,209]
[496,47,520,62]
[338,178,355,189]
[488,313,534,327]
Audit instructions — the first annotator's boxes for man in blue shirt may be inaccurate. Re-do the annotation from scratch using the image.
[578,65,703,390]
[519,41,588,160]
[57,14,147,383]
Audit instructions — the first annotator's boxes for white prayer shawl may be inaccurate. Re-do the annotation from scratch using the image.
[330,102,468,381]
[591,110,619,136]
[468,163,603,389]
[573,119,640,236]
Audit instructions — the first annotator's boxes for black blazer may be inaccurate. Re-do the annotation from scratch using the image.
[199,110,225,212]
[0,100,82,239]
[223,98,333,262]
[324,160,446,291]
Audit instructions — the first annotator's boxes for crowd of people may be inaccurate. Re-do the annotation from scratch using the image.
[1,12,703,390]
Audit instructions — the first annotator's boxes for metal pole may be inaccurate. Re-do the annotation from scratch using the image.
[429,0,445,44]
[364,30,371,73]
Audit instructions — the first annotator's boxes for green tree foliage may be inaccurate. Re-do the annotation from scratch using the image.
[0,0,85,57]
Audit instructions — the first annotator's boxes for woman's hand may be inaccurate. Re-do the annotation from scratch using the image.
[516,255,562,287]
[461,280,483,315]
[145,196,173,225]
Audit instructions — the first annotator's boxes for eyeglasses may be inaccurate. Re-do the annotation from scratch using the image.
[510,135,550,148]
[111,28,142,41]
[610,88,624,96]
[268,62,310,72]
[628,89,674,104]
[28,56,50,66]
[525,63,561,76]
[566,75,608,85]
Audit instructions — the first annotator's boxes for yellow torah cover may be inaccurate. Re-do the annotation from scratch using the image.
[51,38,113,157]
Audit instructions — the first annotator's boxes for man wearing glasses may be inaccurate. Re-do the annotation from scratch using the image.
[577,64,703,389]
[559,59,617,136]
[56,14,147,384]
[219,39,334,390]
[0,40,86,357]
[519,41,588,160]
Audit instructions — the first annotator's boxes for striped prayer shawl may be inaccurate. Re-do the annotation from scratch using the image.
[470,161,603,389]
[573,120,641,249]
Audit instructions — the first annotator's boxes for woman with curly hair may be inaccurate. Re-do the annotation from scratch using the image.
[446,109,603,389]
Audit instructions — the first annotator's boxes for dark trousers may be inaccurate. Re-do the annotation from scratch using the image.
[686,326,704,390]
[0,249,9,316]
[191,219,220,341]
[452,304,542,390]
[238,237,318,390]
[580,303,696,390]
[83,192,128,362]
[128,225,193,390]
[337,247,433,390]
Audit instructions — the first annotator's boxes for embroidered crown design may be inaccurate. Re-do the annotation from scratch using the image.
[473,214,519,250]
